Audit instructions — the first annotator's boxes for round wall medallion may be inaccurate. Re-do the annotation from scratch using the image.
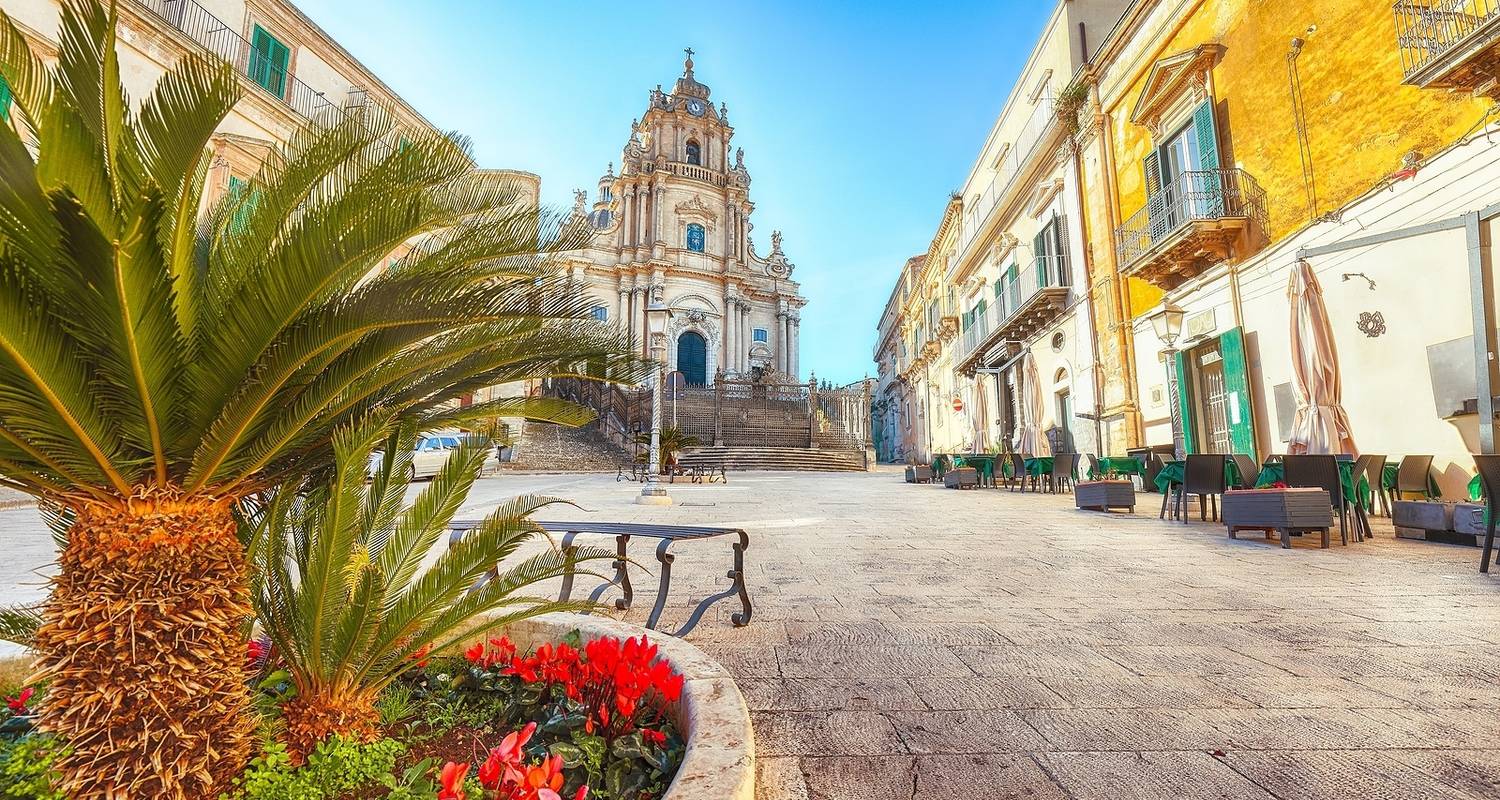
[1050,332,1066,352]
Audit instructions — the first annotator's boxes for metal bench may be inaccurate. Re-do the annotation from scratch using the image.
[448,519,752,637]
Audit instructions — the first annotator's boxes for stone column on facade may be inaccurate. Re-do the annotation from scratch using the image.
[788,315,800,379]
[775,311,787,373]
[619,189,632,249]
[723,297,735,373]
[618,286,629,333]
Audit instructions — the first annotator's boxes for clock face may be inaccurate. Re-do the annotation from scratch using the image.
[686,99,705,117]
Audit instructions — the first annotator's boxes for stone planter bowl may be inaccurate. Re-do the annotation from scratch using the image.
[498,613,754,800]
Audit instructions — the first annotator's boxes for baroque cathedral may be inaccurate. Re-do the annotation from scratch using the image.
[562,51,806,384]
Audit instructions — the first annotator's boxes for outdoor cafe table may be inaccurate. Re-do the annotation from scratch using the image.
[1089,456,1144,481]
[1254,461,1371,508]
[950,454,999,487]
[1153,458,1245,495]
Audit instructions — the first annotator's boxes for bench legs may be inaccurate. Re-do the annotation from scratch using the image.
[559,533,634,612]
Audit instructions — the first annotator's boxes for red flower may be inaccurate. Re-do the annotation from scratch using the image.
[410,642,433,668]
[438,762,468,800]
[247,638,268,669]
[5,687,33,716]
[640,728,666,746]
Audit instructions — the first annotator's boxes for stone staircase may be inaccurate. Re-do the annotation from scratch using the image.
[506,421,630,472]
[676,447,868,473]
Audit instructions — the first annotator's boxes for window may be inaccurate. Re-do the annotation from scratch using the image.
[753,328,768,343]
[0,74,10,122]
[226,176,259,234]
[686,223,705,252]
[685,139,701,165]
[1033,215,1070,287]
[591,305,609,322]
[248,25,290,98]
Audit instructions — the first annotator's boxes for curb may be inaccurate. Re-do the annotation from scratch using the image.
[499,613,755,800]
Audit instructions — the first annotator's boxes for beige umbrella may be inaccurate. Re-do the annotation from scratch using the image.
[1012,351,1052,457]
[1287,259,1356,455]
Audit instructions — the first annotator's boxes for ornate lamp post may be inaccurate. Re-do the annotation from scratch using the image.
[636,299,675,506]
[1149,301,1187,460]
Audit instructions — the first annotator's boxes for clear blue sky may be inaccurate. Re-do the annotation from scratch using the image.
[298,0,1054,384]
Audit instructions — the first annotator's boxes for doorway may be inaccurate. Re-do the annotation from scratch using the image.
[676,331,707,386]
[1190,341,1233,455]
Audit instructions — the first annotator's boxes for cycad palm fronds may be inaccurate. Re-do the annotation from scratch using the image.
[248,421,613,758]
[0,1,647,796]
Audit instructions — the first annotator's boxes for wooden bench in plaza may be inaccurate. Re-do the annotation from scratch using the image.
[448,519,752,637]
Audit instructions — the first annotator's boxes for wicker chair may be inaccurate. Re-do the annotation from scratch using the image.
[1005,453,1028,492]
[1049,453,1080,493]
[1084,453,1100,481]
[1357,454,1388,516]
[1284,454,1348,545]
[1176,454,1228,523]
[1475,454,1500,574]
[1395,455,1436,500]
[1231,454,1260,490]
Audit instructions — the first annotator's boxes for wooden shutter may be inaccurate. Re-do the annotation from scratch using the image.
[1218,327,1257,460]
[1033,228,1050,287]
[1053,214,1070,287]
[1143,151,1162,197]
[1173,350,1196,455]
[1193,100,1225,216]
[1192,99,1220,170]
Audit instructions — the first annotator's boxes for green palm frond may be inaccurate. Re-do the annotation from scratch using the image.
[0,603,43,649]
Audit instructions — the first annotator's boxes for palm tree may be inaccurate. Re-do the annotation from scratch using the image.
[0,2,643,797]
[634,427,703,472]
[246,422,613,759]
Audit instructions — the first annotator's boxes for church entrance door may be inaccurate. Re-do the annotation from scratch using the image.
[677,331,707,386]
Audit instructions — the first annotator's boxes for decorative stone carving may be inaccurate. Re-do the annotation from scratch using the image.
[674,194,718,225]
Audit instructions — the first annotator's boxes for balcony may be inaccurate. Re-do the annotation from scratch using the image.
[1115,168,1267,291]
[959,253,1071,371]
[134,0,354,127]
[954,90,1061,269]
[1394,0,1500,96]
[642,160,730,188]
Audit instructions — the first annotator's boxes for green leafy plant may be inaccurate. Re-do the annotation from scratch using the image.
[222,737,405,800]
[245,423,616,758]
[0,734,68,800]
[633,428,702,472]
[0,0,647,793]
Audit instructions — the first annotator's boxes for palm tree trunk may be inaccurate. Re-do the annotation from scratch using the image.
[280,687,380,763]
[34,495,256,800]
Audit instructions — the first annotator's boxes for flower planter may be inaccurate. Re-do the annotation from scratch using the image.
[498,613,754,800]
[1074,480,1135,512]
[1392,500,1456,539]
[905,466,933,484]
[1221,487,1334,548]
[943,467,978,489]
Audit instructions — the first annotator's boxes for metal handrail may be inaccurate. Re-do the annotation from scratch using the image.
[134,0,346,127]
[1393,0,1500,81]
[1114,168,1268,268]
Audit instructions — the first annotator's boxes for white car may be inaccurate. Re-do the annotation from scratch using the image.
[369,433,500,481]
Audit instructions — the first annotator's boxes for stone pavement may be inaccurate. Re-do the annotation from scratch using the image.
[1,468,1497,796]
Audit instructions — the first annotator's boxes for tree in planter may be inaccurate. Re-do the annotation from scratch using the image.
[633,428,702,473]
[245,421,613,758]
[0,1,644,797]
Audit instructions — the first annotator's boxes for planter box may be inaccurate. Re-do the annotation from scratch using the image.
[1222,488,1335,548]
[1453,503,1487,536]
[905,466,933,484]
[944,467,978,489]
[1075,480,1135,512]
[1392,500,1455,539]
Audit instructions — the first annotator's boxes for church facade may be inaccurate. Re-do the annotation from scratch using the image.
[562,52,807,384]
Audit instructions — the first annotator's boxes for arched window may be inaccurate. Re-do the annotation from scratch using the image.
[686,223,705,253]
[685,139,701,165]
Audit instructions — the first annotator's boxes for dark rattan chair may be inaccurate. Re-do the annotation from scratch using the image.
[1085,453,1100,481]
[1231,454,1260,490]
[1284,454,1348,545]
[1396,455,1436,500]
[1176,454,1228,523]
[1005,453,1027,492]
[1473,455,1500,574]
[1049,453,1080,493]
[1358,454,1388,517]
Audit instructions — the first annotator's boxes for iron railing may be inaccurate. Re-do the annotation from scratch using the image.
[1393,0,1500,82]
[956,89,1059,263]
[1115,168,1268,268]
[134,0,347,126]
[960,252,1069,361]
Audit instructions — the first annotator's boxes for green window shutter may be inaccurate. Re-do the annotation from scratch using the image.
[1173,350,1196,456]
[1033,228,1050,287]
[0,74,10,122]
[977,298,986,316]
[1218,326,1257,460]
[1192,99,1220,171]
[249,26,290,98]
[1143,151,1162,197]
[1053,215,1071,287]
[994,278,1003,298]
[227,176,259,234]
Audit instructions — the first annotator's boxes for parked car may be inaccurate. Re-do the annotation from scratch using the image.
[368,432,500,481]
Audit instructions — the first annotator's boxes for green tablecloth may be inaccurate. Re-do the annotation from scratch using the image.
[1469,473,1483,502]
[1088,456,1145,481]
[1254,461,1370,508]
[1024,457,1053,477]
[1381,462,1441,498]
[961,454,998,486]
[1153,458,1245,494]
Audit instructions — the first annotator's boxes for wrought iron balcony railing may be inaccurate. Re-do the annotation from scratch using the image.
[1394,0,1500,84]
[134,0,348,126]
[1115,168,1267,269]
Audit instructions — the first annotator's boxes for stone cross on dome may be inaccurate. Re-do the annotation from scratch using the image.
[684,47,695,76]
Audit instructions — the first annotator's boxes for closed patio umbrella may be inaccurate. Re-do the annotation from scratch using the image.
[1287,259,1356,455]
[1012,351,1052,457]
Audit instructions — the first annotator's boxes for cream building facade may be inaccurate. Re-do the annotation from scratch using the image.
[562,52,807,384]
[1,0,538,218]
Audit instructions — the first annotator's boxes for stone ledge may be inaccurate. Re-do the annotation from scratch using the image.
[499,612,755,800]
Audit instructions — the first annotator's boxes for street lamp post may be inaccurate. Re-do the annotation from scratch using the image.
[1149,302,1187,461]
[636,300,674,506]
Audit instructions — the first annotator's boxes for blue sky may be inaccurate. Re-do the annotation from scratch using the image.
[298,0,1054,384]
